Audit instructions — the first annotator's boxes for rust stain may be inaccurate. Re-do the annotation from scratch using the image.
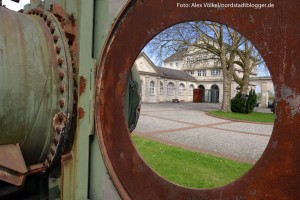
[61,152,72,165]
[78,107,85,119]
[52,112,68,132]
[52,3,66,22]
[79,76,86,96]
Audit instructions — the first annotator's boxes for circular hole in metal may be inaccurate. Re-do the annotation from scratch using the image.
[130,20,275,189]
[95,1,298,199]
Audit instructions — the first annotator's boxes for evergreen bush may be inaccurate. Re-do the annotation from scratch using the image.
[231,89,257,114]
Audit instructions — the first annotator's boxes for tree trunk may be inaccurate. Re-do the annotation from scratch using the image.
[241,76,250,95]
[221,71,232,112]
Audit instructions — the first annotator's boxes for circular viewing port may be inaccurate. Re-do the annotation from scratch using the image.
[130,20,275,189]
[95,1,300,199]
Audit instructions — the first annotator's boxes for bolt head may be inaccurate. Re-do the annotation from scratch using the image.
[60,84,65,93]
[59,71,65,79]
[50,147,56,155]
[50,26,55,34]
[53,137,59,145]
[53,35,59,43]
[47,19,51,26]
[57,57,64,66]
[56,46,61,54]
[59,99,65,108]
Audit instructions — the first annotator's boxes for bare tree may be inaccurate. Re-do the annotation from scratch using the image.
[233,40,264,95]
[146,21,244,112]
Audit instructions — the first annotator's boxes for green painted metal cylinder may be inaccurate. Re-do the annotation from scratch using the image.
[0,7,73,167]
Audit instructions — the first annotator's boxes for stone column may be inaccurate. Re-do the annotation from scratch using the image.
[175,80,179,99]
[156,77,161,102]
[145,76,150,102]
[164,79,168,101]
[261,81,269,108]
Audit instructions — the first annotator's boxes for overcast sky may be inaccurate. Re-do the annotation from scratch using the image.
[2,0,30,11]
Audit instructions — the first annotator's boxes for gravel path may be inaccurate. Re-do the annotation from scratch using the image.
[134,102,274,164]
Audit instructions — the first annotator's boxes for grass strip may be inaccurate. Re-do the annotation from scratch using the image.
[208,110,275,123]
[132,135,253,188]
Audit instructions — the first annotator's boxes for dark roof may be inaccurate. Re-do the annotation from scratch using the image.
[155,67,196,82]
[163,48,187,62]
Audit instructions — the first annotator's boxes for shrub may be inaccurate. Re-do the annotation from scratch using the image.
[231,89,257,114]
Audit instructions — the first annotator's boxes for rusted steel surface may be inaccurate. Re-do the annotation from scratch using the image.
[0,144,27,186]
[79,76,87,96]
[96,0,300,199]
[78,107,85,119]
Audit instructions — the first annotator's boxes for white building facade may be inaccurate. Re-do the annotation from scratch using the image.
[135,49,273,107]
[135,53,197,103]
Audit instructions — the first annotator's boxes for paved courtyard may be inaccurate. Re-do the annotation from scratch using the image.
[134,102,274,164]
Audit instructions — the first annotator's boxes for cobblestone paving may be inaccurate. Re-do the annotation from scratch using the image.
[134,102,274,164]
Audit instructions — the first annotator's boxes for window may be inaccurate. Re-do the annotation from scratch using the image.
[197,69,207,76]
[188,84,194,95]
[150,81,155,95]
[160,82,163,95]
[176,62,178,66]
[211,69,221,76]
[167,83,174,96]
[178,83,185,96]
[187,58,190,64]
[190,71,194,75]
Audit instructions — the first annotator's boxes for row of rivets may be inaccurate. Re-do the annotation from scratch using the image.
[27,8,69,167]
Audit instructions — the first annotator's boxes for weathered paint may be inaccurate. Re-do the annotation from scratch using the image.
[61,0,94,199]
[0,3,74,187]
[0,144,27,186]
[96,0,300,199]
[0,7,59,166]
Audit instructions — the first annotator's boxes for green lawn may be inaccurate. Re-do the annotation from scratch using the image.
[208,110,275,123]
[132,135,252,188]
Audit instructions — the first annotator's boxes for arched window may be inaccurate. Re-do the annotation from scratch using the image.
[167,82,174,96]
[188,84,194,95]
[160,82,163,95]
[150,81,155,96]
[211,84,220,103]
[178,83,185,96]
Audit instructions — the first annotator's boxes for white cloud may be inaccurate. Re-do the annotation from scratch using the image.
[2,0,30,11]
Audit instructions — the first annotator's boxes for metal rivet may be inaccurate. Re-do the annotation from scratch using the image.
[60,84,65,94]
[59,71,65,79]
[55,127,61,133]
[53,35,59,43]
[47,19,51,26]
[57,57,64,66]
[43,160,49,167]
[56,46,61,54]
[50,26,55,34]
[47,156,52,163]
[43,15,47,21]
[59,99,65,108]
[53,137,59,145]
[50,147,55,155]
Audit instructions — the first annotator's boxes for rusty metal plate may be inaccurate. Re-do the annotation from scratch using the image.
[0,144,27,186]
[96,0,300,199]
